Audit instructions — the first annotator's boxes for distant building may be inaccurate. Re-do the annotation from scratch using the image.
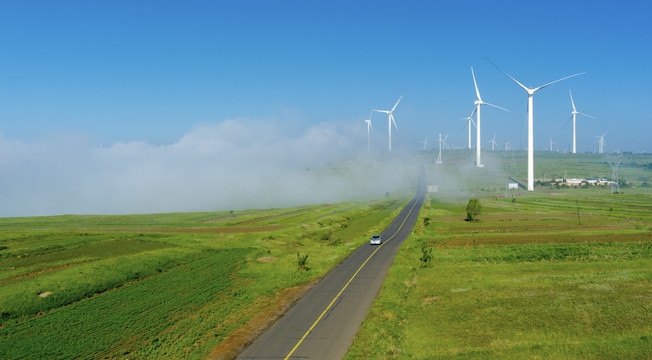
[566,178,584,186]
[549,177,613,187]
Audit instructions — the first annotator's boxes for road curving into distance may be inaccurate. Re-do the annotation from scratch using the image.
[237,167,426,359]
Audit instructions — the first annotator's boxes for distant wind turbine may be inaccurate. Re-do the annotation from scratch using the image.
[374,96,402,152]
[471,67,509,167]
[548,137,557,152]
[364,109,373,152]
[488,134,497,150]
[435,133,448,164]
[569,90,596,154]
[462,108,477,150]
[502,140,511,151]
[489,59,585,191]
[596,132,607,154]
[422,136,429,151]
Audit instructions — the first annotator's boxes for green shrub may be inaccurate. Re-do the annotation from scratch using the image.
[420,244,434,268]
[296,252,309,271]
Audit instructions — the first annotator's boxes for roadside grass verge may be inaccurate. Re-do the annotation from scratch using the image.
[346,194,651,359]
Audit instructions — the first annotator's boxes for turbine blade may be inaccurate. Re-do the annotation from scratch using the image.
[569,90,577,111]
[391,114,398,132]
[483,102,510,112]
[391,95,403,113]
[534,72,587,92]
[487,58,529,92]
[471,67,482,101]
[577,112,597,119]
[374,109,390,114]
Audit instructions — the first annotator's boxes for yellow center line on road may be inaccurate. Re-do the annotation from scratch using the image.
[283,188,425,360]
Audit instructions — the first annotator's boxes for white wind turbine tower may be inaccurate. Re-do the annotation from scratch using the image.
[471,67,509,167]
[463,108,477,150]
[435,133,448,164]
[374,96,402,152]
[548,137,557,152]
[606,153,622,194]
[364,109,373,152]
[488,134,497,150]
[596,132,607,154]
[569,90,597,154]
[490,60,585,191]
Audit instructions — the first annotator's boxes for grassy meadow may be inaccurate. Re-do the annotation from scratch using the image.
[0,196,411,359]
[1,151,650,359]
[346,193,651,359]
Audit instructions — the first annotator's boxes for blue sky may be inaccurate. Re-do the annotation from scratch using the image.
[1,1,651,152]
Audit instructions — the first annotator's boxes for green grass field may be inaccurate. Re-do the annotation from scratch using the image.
[1,152,650,359]
[346,193,651,359]
[0,196,411,359]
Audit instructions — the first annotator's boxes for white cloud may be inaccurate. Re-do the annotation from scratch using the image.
[0,119,415,217]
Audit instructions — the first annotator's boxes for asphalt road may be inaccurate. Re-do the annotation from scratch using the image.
[237,169,426,360]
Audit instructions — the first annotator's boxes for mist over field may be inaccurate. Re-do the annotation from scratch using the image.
[0,119,418,217]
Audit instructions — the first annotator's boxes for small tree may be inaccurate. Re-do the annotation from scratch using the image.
[466,198,482,221]
[423,216,432,227]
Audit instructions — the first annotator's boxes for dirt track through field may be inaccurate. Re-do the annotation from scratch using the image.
[238,208,316,225]
[433,232,652,247]
[1,259,98,284]
[92,226,284,234]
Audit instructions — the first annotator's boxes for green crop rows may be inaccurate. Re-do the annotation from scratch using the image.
[0,195,410,359]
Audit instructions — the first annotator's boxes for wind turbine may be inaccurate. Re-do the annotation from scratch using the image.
[462,108,477,150]
[569,90,596,154]
[421,136,429,150]
[488,134,497,150]
[502,140,511,151]
[490,60,585,191]
[435,133,448,164]
[596,131,607,154]
[548,137,557,152]
[373,95,402,152]
[471,67,509,167]
[364,109,373,152]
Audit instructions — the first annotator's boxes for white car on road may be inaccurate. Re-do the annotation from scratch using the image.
[370,235,382,245]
